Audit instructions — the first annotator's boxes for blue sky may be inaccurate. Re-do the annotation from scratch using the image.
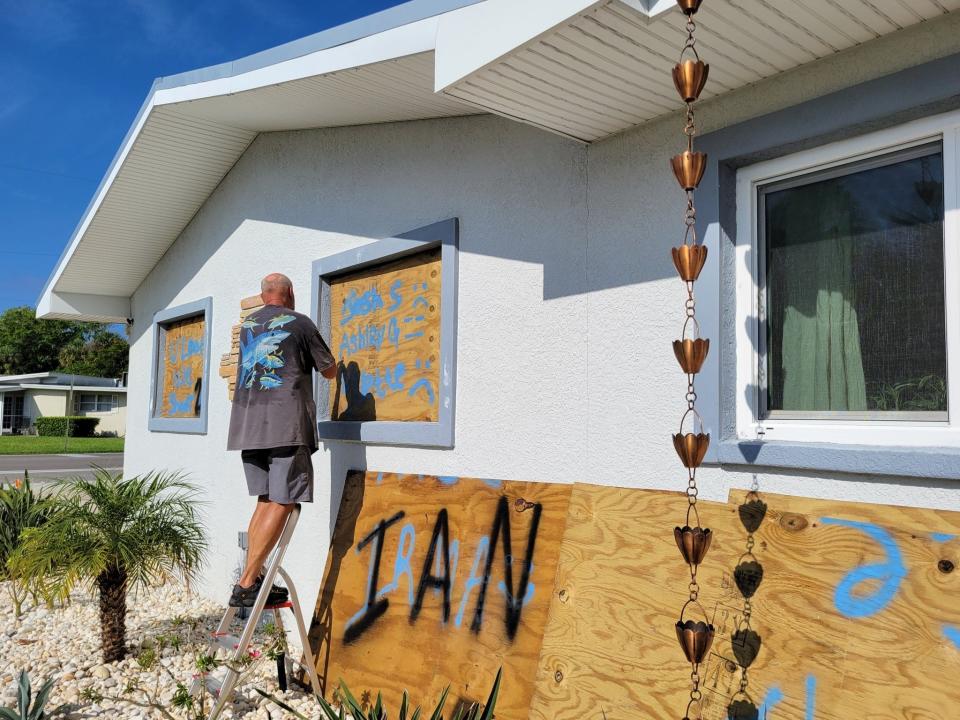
[0,0,404,313]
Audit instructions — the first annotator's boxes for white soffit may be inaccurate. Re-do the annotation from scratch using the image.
[39,8,480,321]
[438,0,960,142]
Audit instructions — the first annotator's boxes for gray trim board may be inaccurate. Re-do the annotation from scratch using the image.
[696,51,960,480]
[147,297,213,435]
[311,218,458,448]
[719,440,960,482]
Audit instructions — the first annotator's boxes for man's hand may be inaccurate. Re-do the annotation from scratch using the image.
[320,362,337,380]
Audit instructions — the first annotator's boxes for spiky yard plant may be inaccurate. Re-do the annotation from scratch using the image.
[0,670,61,720]
[14,469,207,663]
[256,667,502,720]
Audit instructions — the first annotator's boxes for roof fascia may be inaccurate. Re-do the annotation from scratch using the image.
[37,291,131,323]
[153,14,442,106]
[0,373,53,384]
[20,385,127,392]
[154,0,485,91]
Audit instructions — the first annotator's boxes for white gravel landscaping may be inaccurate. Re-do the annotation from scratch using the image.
[0,582,324,719]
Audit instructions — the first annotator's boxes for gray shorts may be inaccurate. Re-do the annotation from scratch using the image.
[240,446,314,503]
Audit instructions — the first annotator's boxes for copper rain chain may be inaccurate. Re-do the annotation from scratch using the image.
[669,1,714,719]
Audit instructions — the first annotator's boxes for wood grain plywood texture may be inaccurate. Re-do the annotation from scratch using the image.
[307,471,572,719]
[327,248,441,422]
[529,485,960,720]
[219,294,263,400]
[157,313,205,418]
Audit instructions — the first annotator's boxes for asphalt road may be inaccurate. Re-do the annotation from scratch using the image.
[0,452,123,485]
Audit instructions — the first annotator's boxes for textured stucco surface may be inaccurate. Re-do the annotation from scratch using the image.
[125,22,960,602]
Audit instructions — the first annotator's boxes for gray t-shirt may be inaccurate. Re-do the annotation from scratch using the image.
[227,305,335,452]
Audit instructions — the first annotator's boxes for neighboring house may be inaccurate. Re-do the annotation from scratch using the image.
[0,372,127,436]
[33,0,960,612]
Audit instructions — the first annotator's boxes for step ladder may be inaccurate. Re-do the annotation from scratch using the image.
[191,504,322,720]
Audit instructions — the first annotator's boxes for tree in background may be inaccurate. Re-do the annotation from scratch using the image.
[58,326,129,379]
[0,306,128,378]
[0,306,85,375]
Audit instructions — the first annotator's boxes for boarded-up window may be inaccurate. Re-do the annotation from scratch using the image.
[149,298,211,434]
[314,218,458,447]
[327,247,441,423]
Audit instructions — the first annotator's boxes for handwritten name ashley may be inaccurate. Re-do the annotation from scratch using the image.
[343,497,543,644]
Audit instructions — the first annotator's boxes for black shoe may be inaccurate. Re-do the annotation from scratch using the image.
[228,577,289,608]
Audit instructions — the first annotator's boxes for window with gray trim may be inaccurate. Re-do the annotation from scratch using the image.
[759,143,946,421]
[148,297,213,434]
[311,219,458,448]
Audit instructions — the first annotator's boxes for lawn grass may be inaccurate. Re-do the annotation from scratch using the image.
[0,436,125,455]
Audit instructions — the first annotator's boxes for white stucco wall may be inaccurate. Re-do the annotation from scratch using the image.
[25,389,67,424]
[124,21,960,603]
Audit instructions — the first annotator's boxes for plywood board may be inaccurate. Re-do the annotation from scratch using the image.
[219,294,263,400]
[529,485,960,720]
[308,471,572,718]
[156,314,205,418]
[327,248,441,422]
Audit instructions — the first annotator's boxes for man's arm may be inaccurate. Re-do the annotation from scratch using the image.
[305,322,338,378]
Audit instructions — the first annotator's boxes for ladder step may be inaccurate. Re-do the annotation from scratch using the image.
[201,668,229,697]
[210,632,242,654]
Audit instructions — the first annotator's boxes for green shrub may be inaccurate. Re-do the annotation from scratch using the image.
[0,472,53,618]
[33,416,99,437]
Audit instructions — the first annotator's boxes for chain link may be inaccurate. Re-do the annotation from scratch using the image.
[676,12,709,719]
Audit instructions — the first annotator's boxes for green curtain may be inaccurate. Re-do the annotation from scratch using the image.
[773,186,867,411]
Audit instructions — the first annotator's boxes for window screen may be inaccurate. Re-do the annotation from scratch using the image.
[760,143,946,419]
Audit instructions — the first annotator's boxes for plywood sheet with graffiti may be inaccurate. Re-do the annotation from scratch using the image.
[219,294,264,400]
[327,248,441,422]
[308,471,572,719]
[156,314,205,418]
[528,485,960,720]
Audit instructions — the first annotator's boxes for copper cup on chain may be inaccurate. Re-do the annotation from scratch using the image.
[676,0,704,15]
[671,244,708,282]
[676,599,715,665]
[673,59,709,103]
[671,151,707,191]
[673,338,710,374]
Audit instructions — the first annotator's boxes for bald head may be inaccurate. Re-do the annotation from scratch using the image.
[261,273,295,309]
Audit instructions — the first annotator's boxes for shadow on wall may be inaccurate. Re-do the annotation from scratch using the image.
[307,460,366,696]
[129,113,692,350]
[331,361,377,422]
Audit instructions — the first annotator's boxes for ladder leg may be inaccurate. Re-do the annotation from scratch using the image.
[190,607,238,697]
[195,506,304,718]
[229,506,300,665]
[273,608,288,692]
[276,566,322,697]
[208,668,240,720]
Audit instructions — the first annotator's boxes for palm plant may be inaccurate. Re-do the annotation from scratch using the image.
[0,472,52,619]
[14,469,207,663]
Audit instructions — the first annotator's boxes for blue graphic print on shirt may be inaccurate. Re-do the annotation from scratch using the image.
[237,312,297,390]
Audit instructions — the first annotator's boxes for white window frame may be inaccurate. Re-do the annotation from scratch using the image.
[735,109,960,448]
[75,393,117,414]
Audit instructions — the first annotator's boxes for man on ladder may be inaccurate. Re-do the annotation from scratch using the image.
[227,272,337,607]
